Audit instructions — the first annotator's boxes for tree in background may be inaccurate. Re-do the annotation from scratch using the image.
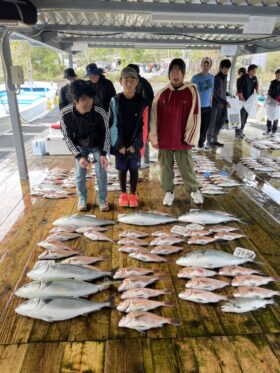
[31,47,63,81]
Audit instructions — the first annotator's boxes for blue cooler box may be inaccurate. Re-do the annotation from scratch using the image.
[32,139,47,155]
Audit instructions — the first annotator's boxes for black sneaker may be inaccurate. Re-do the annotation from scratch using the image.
[213,141,224,147]
[235,131,243,139]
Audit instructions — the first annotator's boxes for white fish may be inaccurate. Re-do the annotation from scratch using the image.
[37,240,75,251]
[178,209,241,225]
[233,287,280,299]
[119,230,149,238]
[221,298,274,313]
[117,238,148,246]
[177,267,216,279]
[118,211,177,226]
[231,275,276,287]
[214,232,245,241]
[16,297,113,321]
[15,279,116,299]
[201,189,226,195]
[38,249,78,260]
[149,236,185,246]
[118,246,149,254]
[53,214,114,228]
[209,226,239,233]
[150,246,184,255]
[117,299,173,312]
[27,263,112,281]
[84,231,114,242]
[50,227,77,233]
[61,255,108,265]
[188,236,216,245]
[151,231,175,237]
[185,223,205,231]
[179,289,227,304]
[118,311,180,331]
[129,251,167,263]
[216,182,241,187]
[185,277,229,291]
[176,249,254,268]
[113,267,154,279]
[121,288,170,299]
[118,275,162,291]
[43,193,69,199]
[218,266,262,277]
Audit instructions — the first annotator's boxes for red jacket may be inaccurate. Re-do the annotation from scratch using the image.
[149,82,201,149]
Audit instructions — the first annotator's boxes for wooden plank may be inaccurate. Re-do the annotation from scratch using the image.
[229,334,280,373]
[60,341,105,373]
[149,339,183,373]
[104,339,145,373]
[0,343,28,373]
[266,333,280,362]
[20,342,65,373]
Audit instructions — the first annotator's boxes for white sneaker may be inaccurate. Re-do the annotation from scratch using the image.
[78,199,88,211]
[191,190,204,204]
[99,202,110,211]
[163,192,174,206]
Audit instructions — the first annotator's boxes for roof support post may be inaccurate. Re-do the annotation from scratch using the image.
[68,53,73,68]
[0,30,29,180]
[229,54,237,96]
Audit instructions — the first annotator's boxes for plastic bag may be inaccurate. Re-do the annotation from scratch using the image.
[244,93,258,119]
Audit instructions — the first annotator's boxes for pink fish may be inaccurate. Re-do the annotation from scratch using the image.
[117,298,173,312]
[46,232,80,241]
[179,289,227,303]
[117,238,148,246]
[188,236,216,245]
[185,277,229,291]
[218,266,262,277]
[118,245,149,254]
[209,225,239,233]
[177,267,216,279]
[121,287,170,300]
[113,267,154,279]
[214,232,245,241]
[118,275,163,291]
[232,275,277,287]
[233,286,280,299]
[150,246,184,255]
[119,230,149,238]
[129,250,167,263]
[119,311,180,331]
[84,231,114,242]
[38,249,78,260]
[150,236,185,246]
[37,240,76,251]
[184,230,211,237]
[61,255,108,265]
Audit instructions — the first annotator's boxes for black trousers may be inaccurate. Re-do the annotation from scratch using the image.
[240,108,248,132]
[199,107,212,147]
[267,119,278,133]
[207,106,225,143]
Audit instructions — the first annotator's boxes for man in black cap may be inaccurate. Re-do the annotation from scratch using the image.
[59,68,77,110]
[86,63,116,112]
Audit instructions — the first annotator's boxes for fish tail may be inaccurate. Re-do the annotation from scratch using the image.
[155,274,166,280]
[162,288,171,294]
[168,318,181,326]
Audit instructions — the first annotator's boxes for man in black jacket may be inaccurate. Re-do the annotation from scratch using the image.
[264,68,280,136]
[61,80,110,212]
[127,64,154,167]
[86,63,116,112]
[236,64,259,138]
[59,68,77,110]
[206,59,231,148]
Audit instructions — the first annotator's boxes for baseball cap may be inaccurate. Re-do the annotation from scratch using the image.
[120,67,139,80]
[85,63,104,77]
[63,68,77,79]
[201,57,213,67]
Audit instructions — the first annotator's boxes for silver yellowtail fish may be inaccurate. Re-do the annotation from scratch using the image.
[176,249,253,269]
[118,211,177,226]
[118,311,180,331]
[27,263,112,281]
[15,279,116,299]
[15,297,113,321]
[178,209,242,225]
[53,214,114,228]
[221,298,274,313]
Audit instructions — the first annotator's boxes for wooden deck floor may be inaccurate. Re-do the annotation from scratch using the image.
[0,133,280,373]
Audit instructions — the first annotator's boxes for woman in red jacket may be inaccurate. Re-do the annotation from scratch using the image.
[149,58,203,206]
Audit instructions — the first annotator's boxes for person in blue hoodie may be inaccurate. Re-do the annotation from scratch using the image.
[192,57,214,148]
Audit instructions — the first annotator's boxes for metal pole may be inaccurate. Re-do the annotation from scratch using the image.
[229,54,237,95]
[68,53,73,68]
[1,30,29,180]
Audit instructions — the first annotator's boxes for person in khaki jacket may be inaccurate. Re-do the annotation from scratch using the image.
[149,58,203,206]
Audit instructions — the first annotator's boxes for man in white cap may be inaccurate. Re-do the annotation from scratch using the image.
[191,57,214,148]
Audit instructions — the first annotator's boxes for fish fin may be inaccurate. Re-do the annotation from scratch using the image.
[118,214,127,218]
[254,260,264,265]
[42,316,55,322]
[168,318,181,326]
